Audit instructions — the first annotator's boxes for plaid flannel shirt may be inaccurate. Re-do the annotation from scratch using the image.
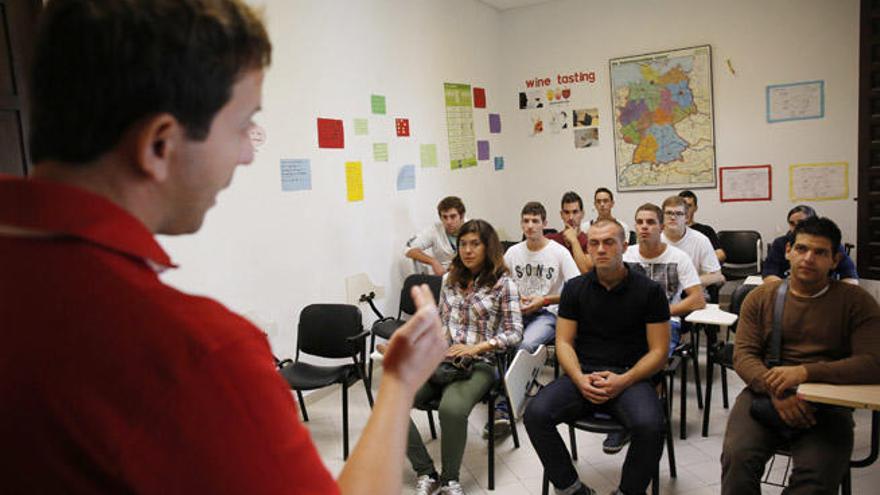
[439,274,523,357]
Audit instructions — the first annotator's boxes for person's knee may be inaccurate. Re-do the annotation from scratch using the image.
[628,409,664,441]
[519,339,540,354]
[524,396,555,430]
[437,401,469,425]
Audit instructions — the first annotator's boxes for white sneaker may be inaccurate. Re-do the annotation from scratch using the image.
[415,475,439,495]
[438,480,466,495]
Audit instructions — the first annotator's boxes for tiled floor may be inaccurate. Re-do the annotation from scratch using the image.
[300,358,879,494]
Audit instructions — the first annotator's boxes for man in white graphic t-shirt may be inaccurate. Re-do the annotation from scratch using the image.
[660,195,725,300]
[487,201,579,437]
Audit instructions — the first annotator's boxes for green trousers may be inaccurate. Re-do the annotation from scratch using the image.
[406,361,495,484]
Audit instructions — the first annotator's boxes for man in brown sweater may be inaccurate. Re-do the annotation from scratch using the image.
[721,216,880,494]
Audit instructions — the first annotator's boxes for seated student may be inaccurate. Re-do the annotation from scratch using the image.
[660,195,725,292]
[487,202,580,436]
[678,190,726,262]
[581,187,633,244]
[524,219,670,495]
[613,203,703,453]
[721,216,880,494]
[763,205,858,284]
[407,219,523,495]
[546,191,593,273]
[406,196,466,275]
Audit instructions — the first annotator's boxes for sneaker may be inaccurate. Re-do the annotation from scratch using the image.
[414,474,439,495]
[438,480,465,495]
[482,408,511,439]
[602,431,631,454]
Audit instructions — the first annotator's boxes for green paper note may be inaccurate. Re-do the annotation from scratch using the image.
[420,144,437,167]
[373,142,389,162]
[371,94,386,115]
[354,118,368,135]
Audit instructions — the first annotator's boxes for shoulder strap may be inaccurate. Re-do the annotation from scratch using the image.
[767,280,788,367]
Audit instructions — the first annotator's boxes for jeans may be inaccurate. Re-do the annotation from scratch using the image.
[524,373,665,495]
[669,319,681,356]
[520,309,557,353]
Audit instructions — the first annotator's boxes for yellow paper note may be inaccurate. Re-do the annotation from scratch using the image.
[346,161,364,202]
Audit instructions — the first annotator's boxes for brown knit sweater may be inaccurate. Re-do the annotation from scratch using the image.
[733,279,880,393]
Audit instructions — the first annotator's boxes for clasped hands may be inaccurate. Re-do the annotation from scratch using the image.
[576,370,629,404]
[763,365,816,429]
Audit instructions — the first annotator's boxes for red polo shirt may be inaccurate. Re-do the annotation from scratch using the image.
[0,176,338,494]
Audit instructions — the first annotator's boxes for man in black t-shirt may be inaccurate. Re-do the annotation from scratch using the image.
[523,219,671,495]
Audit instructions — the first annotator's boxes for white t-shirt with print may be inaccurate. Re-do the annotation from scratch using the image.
[504,240,580,314]
[623,243,701,322]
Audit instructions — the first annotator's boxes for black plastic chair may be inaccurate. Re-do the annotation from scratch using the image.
[418,349,520,491]
[701,283,758,436]
[718,230,763,280]
[277,304,373,460]
[540,371,677,495]
[365,274,442,384]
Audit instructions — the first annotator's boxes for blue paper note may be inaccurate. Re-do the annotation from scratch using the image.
[281,159,311,191]
[397,164,416,191]
[494,156,504,171]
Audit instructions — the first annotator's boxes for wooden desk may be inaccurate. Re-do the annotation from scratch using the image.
[798,383,880,411]
[798,382,880,485]
[685,305,738,436]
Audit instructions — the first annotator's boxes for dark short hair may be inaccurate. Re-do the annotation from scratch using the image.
[662,195,689,213]
[561,191,583,211]
[635,203,663,224]
[589,218,626,243]
[521,201,546,221]
[437,196,465,216]
[29,0,272,164]
[793,216,841,251]
[787,204,817,223]
[678,190,697,206]
[594,187,614,201]
[448,219,508,289]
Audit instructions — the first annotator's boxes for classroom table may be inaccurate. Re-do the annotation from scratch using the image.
[797,383,880,491]
[684,304,738,437]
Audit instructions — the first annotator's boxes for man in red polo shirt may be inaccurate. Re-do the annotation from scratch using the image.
[0,1,445,493]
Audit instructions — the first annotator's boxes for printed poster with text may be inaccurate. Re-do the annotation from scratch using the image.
[444,83,477,169]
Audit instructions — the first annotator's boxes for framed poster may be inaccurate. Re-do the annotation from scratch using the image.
[719,165,772,202]
[789,162,848,201]
[766,80,824,123]
[610,45,716,191]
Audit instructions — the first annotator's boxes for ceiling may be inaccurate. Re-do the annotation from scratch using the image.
[478,0,556,11]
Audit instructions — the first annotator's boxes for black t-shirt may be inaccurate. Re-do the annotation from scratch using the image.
[558,265,670,369]
[691,222,721,250]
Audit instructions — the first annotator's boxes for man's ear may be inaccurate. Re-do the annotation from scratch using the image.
[831,251,842,270]
[784,241,792,261]
[132,113,181,182]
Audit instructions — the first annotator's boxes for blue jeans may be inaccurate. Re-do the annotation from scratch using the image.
[520,310,557,353]
[669,319,681,356]
[524,373,665,494]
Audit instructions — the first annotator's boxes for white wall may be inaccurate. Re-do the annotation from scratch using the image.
[158,0,863,358]
[158,0,505,358]
[494,0,859,251]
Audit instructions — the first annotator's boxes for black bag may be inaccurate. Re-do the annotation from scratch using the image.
[748,280,798,437]
[429,355,474,386]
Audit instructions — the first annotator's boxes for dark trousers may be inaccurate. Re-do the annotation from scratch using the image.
[721,388,854,495]
[523,374,664,495]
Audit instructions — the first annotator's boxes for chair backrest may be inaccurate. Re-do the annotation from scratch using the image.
[719,230,761,264]
[501,240,517,253]
[718,230,763,279]
[296,304,363,359]
[399,274,443,316]
[729,283,759,333]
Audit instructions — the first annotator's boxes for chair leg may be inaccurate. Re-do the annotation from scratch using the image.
[721,367,730,409]
[841,468,852,495]
[488,393,495,490]
[296,390,309,422]
[652,462,660,495]
[501,387,521,449]
[665,400,677,478]
[368,333,376,386]
[702,357,715,437]
[691,334,703,410]
[342,383,349,460]
[542,471,550,495]
[680,359,687,440]
[427,410,437,439]
[568,425,578,461]
[361,374,374,408]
